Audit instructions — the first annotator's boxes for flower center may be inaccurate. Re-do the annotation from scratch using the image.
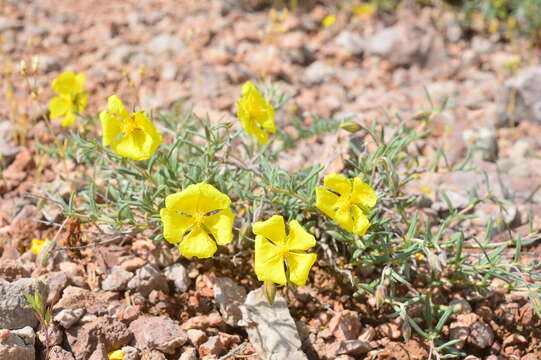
[123,119,141,135]
[339,195,354,211]
[192,212,205,225]
[276,244,289,258]
[249,107,263,118]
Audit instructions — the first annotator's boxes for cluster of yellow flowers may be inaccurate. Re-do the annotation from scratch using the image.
[47,73,377,290]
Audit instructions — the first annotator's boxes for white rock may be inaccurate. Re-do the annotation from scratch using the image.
[213,277,246,327]
[164,264,189,293]
[102,266,134,292]
[241,287,308,360]
[54,308,85,329]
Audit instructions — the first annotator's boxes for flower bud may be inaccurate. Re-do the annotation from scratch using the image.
[427,252,442,273]
[339,121,362,133]
[375,285,386,309]
[402,320,411,343]
[264,281,276,306]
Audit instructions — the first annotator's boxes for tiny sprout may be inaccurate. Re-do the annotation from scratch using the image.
[402,320,411,343]
[31,56,40,74]
[264,281,277,306]
[375,284,386,309]
[19,59,28,76]
[528,292,541,317]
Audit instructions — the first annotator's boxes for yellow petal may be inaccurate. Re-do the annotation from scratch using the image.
[133,112,162,150]
[75,72,86,90]
[352,206,371,236]
[107,95,131,121]
[204,208,234,245]
[286,252,317,286]
[60,112,76,127]
[333,206,354,233]
[315,187,340,218]
[76,91,89,113]
[178,226,217,258]
[252,215,286,246]
[352,178,377,208]
[30,238,50,255]
[287,220,315,251]
[322,14,336,28]
[241,80,256,95]
[49,96,70,119]
[100,110,123,147]
[353,4,376,16]
[52,71,83,95]
[254,235,287,285]
[160,208,194,244]
[108,349,124,360]
[237,100,269,145]
[165,183,231,215]
[111,131,153,161]
[323,173,351,197]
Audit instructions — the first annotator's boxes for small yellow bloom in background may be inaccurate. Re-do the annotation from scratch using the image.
[353,4,376,16]
[30,238,50,255]
[253,215,317,286]
[100,95,162,161]
[160,183,235,259]
[236,81,275,145]
[322,14,336,28]
[316,174,377,236]
[504,54,521,71]
[48,71,88,127]
[108,349,124,360]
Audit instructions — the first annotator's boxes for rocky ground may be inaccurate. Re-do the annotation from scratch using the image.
[1,0,541,359]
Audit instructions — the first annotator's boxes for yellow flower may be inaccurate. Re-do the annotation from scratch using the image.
[253,215,317,286]
[160,183,235,259]
[108,350,124,360]
[236,81,275,145]
[48,71,88,127]
[353,4,376,16]
[30,238,50,255]
[322,14,336,28]
[100,95,162,161]
[316,174,377,236]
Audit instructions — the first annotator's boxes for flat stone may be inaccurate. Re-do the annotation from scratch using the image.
[163,264,189,293]
[127,264,168,297]
[65,317,132,360]
[0,326,35,360]
[198,335,225,358]
[186,329,207,347]
[54,308,85,329]
[496,66,541,127]
[467,321,494,349]
[331,339,371,356]
[241,287,308,360]
[102,266,133,291]
[0,278,48,329]
[213,277,246,326]
[130,315,187,354]
[49,345,76,360]
[121,345,139,360]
